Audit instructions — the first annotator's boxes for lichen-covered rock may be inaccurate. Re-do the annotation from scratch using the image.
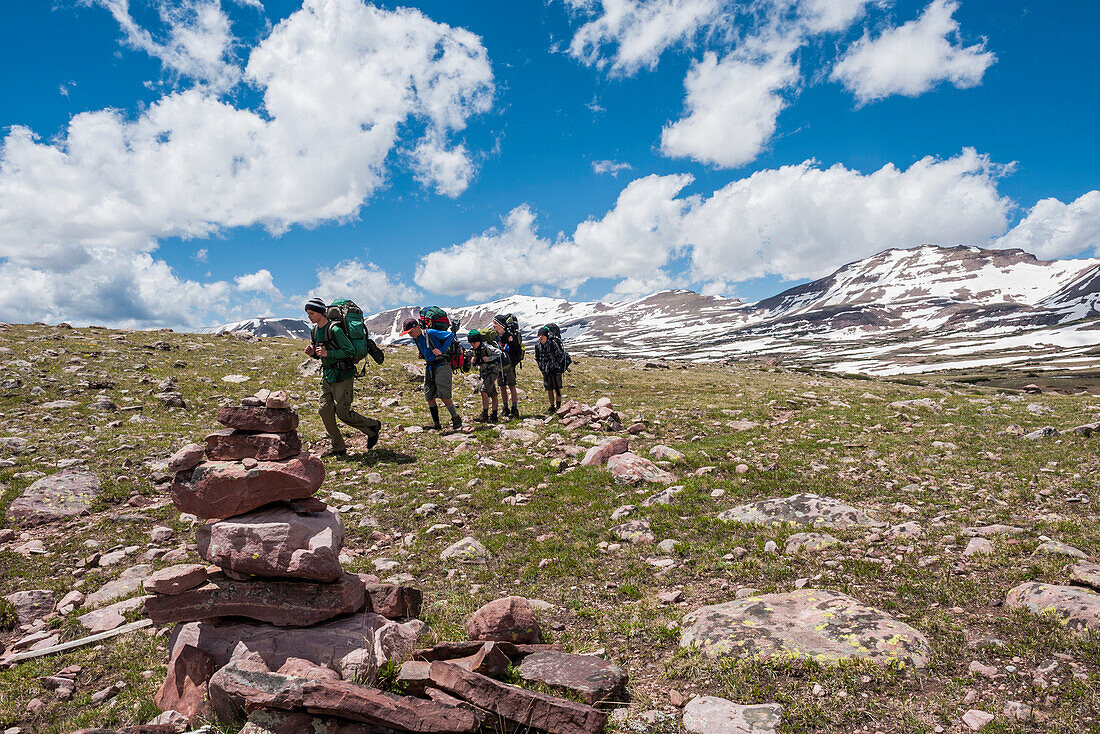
[518,651,628,704]
[196,505,344,582]
[718,493,877,528]
[1004,582,1100,634]
[441,536,491,564]
[606,452,675,484]
[682,696,783,734]
[680,589,930,670]
[7,470,102,527]
[1069,561,1100,591]
[784,532,840,554]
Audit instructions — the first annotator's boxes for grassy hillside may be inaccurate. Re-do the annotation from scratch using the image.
[0,322,1097,733]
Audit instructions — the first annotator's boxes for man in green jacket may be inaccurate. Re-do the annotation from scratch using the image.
[304,298,381,457]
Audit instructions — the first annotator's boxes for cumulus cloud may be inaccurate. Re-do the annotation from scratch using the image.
[831,0,995,104]
[415,174,695,300]
[563,0,724,75]
[311,260,420,314]
[234,268,281,297]
[797,0,878,34]
[681,148,1012,282]
[87,0,242,92]
[993,191,1100,260]
[417,150,1017,297]
[660,48,799,167]
[0,0,493,327]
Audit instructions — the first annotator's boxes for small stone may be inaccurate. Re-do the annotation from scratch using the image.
[963,538,993,557]
[961,709,994,731]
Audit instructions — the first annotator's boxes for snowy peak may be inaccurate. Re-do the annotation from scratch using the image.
[196,317,311,339]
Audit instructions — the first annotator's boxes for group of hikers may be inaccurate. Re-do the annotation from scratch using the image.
[302,298,570,457]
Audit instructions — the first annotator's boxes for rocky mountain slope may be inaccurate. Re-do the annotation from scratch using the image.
[204,246,1100,375]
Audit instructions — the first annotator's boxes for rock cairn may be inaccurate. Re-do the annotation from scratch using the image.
[118,392,623,734]
[556,397,623,431]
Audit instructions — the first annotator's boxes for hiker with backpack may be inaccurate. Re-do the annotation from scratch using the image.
[535,324,569,414]
[304,297,382,457]
[490,313,524,420]
[467,329,503,423]
[401,316,463,431]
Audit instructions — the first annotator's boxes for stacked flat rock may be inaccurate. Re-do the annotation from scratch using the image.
[150,391,364,628]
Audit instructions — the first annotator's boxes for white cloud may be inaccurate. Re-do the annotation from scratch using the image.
[797,0,878,34]
[831,0,995,104]
[682,148,1012,281]
[0,0,493,326]
[993,191,1100,260]
[592,159,633,176]
[0,251,236,328]
[415,174,695,300]
[564,0,724,75]
[195,247,209,262]
[418,150,1017,297]
[311,260,420,314]
[87,0,242,92]
[234,268,281,297]
[660,48,799,167]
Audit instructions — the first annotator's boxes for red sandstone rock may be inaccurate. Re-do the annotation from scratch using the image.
[217,405,299,433]
[145,572,364,627]
[366,583,423,619]
[169,452,324,519]
[167,444,207,473]
[154,644,215,722]
[466,596,541,644]
[209,661,480,732]
[195,505,344,582]
[518,651,629,704]
[143,565,209,595]
[428,661,607,734]
[580,437,629,467]
[276,657,341,681]
[204,428,302,462]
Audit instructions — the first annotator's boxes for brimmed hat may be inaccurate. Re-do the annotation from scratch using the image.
[400,318,420,335]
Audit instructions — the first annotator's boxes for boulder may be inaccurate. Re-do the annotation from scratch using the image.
[154,644,215,722]
[649,445,685,461]
[1069,561,1100,591]
[196,505,344,582]
[718,493,877,528]
[682,696,783,734]
[681,589,931,670]
[440,537,491,564]
[239,709,396,734]
[2,589,55,625]
[217,405,299,432]
[518,651,628,704]
[580,437,629,467]
[1004,582,1100,634]
[365,583,423,619]
[429,661,606,734]
[466,596,541,644]
[7,470,102,527]
[144,572,365,627]
[209,660,480,732]
[170,452,324,519]
[784,532,840,554]
[610,519,655,544]
[143,565,210,595]
[606,452,675,484]
[167,444,206,473]
[168,610,419,680]
[204,428,302,462]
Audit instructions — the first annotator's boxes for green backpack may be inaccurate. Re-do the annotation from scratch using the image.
[326,299,384,368]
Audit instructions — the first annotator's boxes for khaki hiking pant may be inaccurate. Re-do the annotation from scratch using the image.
[319,377,380,452]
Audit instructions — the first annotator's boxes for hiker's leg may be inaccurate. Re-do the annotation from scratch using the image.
[481,392,490,410]
[318,380,345,452]
[332,377,381,439]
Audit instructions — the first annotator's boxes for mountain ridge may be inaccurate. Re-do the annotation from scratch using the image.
[201,245,1100,375]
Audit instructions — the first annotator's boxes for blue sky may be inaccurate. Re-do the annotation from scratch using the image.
[0,0,1097,327]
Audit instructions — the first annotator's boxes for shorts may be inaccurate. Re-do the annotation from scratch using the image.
[478,374,498,396]
[424,363,453,402]
[542,371,563,391]
[500,363,517,387]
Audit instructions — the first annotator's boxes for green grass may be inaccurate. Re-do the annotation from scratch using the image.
[0,322,1098,732]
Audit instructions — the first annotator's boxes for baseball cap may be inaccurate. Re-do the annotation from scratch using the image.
[400,318,420,335]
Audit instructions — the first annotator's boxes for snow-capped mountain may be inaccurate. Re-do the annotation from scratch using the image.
[195,317,311,339]
[198,246,1100,375]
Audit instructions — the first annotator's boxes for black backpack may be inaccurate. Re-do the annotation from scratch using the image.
[496,313,524,365]
[544,324,571,370]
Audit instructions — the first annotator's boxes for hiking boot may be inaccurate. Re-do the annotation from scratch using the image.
[451,414,463,430]
[422,423,442,431]
[511,406,521,419]
[366,431,380,449]
[473,411,490,423]
[546,405,556,415]
[490,411,498,423]
[320,448,347,458]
